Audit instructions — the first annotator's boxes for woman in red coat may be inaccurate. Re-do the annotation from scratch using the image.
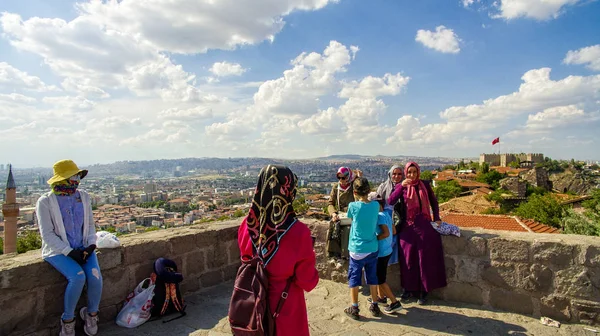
[237,164,319,336]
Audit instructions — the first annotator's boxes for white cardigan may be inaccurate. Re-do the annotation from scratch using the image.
[36,190,96,259]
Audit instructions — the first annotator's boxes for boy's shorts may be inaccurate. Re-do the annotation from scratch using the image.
[348,252,378,288]
[376,253,392,285]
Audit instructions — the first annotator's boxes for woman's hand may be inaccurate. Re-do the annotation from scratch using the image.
[435,220,442,225]
[402,179,412,187]
[331,212,340,222]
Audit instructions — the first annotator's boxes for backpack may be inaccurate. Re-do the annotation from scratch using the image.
[150,258,187,323]
[228,254,293,336]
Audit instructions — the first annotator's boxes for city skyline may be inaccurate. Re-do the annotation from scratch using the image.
[1,1,599,167]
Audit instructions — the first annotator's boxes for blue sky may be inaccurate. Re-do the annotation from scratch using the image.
[0,0,599,167]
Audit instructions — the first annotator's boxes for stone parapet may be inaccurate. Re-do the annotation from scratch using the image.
[0,220,242,336]
[305,218,600,326]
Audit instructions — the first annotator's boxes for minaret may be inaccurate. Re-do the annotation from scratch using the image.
[2,164,19,254]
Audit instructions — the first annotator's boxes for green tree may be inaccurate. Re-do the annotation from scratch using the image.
[476,170,505,189]
[515,194,565,228]
[233,209,245,218]
[442,164,457,171]
[469,161,480,171]
[0,237,3,254]
[508,161,520,168]
[293,194,310,214]
[526,184,548,197]
[480,162,490,174]
[562,209,600,236]
[485,188,516,213]
[145,226,160,232]
[105,226,116,233]
[433,180,462,203]
[420,170,434,181]
[16,231,42,253]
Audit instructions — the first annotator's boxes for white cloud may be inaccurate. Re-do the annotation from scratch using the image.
[525,105,598,130]
[462,0,480,8]
[77,0,339,54]
[339,73,410,99]
[209,62,247,77]
[386,68,600,146]
[0,62,58,92]
[564,45,600,71]
[159,106,214,120]
[415,26,461,54]
[42,96,96,110]
[0,93,37,104]
[493,0,583,20]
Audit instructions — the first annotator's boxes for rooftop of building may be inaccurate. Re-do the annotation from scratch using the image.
[440,212,561,233]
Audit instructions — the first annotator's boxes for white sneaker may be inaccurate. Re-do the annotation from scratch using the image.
[80,307,99,336]
[59,319,75,336]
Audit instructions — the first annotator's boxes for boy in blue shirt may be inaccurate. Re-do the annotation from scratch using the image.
[368,192,402,313]
[344,177,382,320]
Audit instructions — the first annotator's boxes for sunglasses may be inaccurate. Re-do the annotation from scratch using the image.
[337,175,348,180]
[391,173,402,176]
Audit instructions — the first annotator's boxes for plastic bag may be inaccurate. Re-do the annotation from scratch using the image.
[96,231,121,249]
[431,222,461,237]
[116,280,155,328]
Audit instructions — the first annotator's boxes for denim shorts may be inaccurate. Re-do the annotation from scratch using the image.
[348,252,378,288]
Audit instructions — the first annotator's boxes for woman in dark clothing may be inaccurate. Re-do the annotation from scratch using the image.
[326,167,361,259]
[388,161,446,305]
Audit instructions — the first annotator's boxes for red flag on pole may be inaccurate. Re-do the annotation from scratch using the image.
[492,137,500,145]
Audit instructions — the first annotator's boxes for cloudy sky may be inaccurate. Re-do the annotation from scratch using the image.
[1,0,599,167]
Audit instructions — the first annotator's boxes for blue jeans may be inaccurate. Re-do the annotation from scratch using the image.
[348,252,378,288]
[45,251,103,320]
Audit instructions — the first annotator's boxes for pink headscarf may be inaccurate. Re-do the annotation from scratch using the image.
[336,167,353,191]
[404,162,432,222]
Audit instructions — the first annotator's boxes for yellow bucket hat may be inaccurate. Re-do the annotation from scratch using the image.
[47,160,88,185]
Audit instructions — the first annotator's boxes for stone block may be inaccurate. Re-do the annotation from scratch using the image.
[457,258,486,283]
[467,236,487,257]
[583,245,600,268]
[0,290,38,335]
[128,262,155,289]
[442,236,467,255]
[0,260,63,295]
[489,289,533,315]
[445,257,456,281]
[223,263,240,281]
[97,248,123,271]
[489,238,530,263]
[532,241,574,267]
[540,295,571,321]
[482,261,528,290]
[227,240,241,265]
[523,264,553,294]
[206,245,228,270]
[219,226,240,244]
[180,277,201,294]
[572,299,600,325]
[99,304,119,325]
[195,229,220,249]
[200,270,223,289]
[183,250,206,276]
[40,284,65,319]
[442,282,483,305]
[554,266,599,300]
[123,239,170,265]
[100,267,130,306]
[169,233,198,256]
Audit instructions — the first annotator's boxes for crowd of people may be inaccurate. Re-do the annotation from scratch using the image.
[37,159,445,336]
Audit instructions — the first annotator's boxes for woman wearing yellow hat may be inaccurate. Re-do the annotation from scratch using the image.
[36,160,102,336]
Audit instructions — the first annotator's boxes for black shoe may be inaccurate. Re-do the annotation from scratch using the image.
[367,296,389,307]
[384,300,402,313]
[369,303,381,317]
[417,292,428,305]
[344,305,360,320]
[400,291,413,302]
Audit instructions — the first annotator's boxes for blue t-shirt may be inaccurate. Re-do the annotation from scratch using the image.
[376,212,393,257]
[346,201,379,254]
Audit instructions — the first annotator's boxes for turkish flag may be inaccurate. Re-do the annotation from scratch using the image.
[492,137,500,145]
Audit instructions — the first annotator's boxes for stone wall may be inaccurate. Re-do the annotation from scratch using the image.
[306,218,600,325]
[0,220,242,336]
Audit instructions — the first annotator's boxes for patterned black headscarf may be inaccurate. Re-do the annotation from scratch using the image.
[246,165,298,265]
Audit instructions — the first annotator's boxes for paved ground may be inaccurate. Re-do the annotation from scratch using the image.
[101,279,596,336]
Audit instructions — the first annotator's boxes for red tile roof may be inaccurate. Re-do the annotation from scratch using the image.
[440,213,560,234]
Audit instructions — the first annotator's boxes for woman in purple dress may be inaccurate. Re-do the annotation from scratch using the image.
[388,161,446,305]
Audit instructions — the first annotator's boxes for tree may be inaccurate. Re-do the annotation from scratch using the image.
[515,194,565,228]
[526,184,547,197]
[508,161,520,168]
[433,180,462,203]
[233,209,245,218]
[420,170,434,181]
[485,189,516,213]
[476,170,505,189]
[442,164,457,171]
[16,231,42,254]
[0,237,3,254]
[293,193,310,214]
[479,162,490,174]
[562,209,600,236]
[469,161,480,171]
